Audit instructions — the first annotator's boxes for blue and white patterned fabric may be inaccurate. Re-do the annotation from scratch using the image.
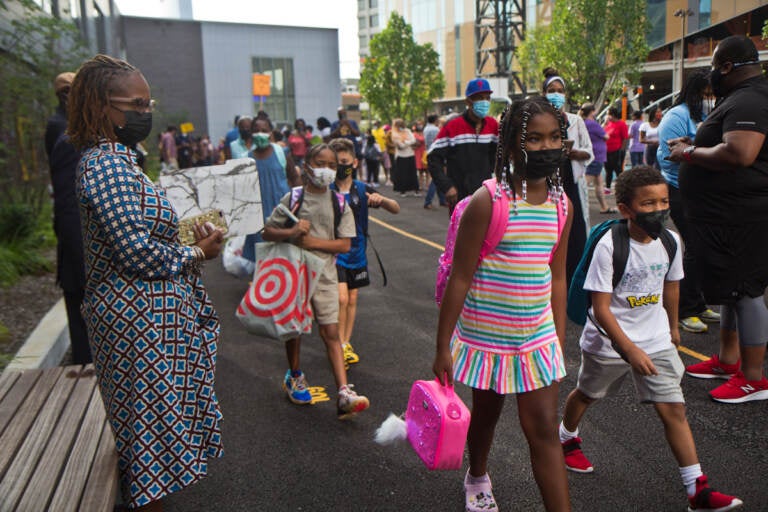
[76,141,223,508]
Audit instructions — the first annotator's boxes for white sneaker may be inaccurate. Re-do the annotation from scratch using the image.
[337,384,369,419]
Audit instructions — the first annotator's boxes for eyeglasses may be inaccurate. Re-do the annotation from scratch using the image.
[109,97,156,112]
[730,60,760,69]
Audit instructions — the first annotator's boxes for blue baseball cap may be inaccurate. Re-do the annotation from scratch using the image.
[465,78,493,98]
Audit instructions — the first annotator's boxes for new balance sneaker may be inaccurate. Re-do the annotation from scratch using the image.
[709,372,768,404]
[343,343,360,366]
[562,437,594,473]
[687,475,743,511]
[283,370,312,404]
[680,316,708,333]
[699,308,721,323]
[337,384,369,419]
[464,470,497,512]
[685,355,739,380]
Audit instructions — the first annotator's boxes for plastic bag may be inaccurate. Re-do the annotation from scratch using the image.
[222,235,254,278]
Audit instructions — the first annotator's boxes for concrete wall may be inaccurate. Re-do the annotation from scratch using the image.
[122,17,208,136]
[201,22,341,139]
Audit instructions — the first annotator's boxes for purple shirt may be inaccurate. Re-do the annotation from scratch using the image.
[629,120,645,153]
[584,119,607,163]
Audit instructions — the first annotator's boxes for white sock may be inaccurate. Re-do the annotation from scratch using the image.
[559,421,578,444]
[679,463,703,496]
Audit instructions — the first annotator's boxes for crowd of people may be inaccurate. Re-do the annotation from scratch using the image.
[42,34,766,512]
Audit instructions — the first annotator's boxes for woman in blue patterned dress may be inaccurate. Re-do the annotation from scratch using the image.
[67,55,225,511]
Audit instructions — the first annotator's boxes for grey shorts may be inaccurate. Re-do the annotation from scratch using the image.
[576,347,685,403]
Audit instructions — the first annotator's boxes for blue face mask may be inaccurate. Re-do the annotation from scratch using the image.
[546,92,566,110]
[472,100,491,118]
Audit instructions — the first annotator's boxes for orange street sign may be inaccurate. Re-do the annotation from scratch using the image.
[252,74,271,97]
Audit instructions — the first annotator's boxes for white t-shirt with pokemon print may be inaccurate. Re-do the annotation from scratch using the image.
[580,229,683,359]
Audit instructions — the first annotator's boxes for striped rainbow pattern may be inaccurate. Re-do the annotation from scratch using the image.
[451,199,566,394]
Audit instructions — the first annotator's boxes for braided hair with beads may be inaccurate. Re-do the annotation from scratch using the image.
[493,96,568,216]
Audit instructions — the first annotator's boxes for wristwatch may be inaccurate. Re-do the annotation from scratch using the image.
[682,145,696,162]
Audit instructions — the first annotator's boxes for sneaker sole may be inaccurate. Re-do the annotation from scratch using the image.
[685,371,735,380]
[565,465,594,474]
[687,497,743,512]
[337,398,370,420]
[282,382,312,405]
[680,324,708,333]
[710,389,768,404]
[699,316,721,324]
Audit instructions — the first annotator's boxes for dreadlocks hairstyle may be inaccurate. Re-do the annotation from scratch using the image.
[493,95,567,215]
[674,69,710,123]
[66,55,139,150]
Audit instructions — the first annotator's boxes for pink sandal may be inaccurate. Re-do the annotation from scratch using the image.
[464,470,498,511]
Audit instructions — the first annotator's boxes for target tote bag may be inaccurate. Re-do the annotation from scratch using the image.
[236,242,325,341]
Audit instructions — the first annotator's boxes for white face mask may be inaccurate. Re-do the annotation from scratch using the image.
[702,98,715,116]
[305,166,336,187]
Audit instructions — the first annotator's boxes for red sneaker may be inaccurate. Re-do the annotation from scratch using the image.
[562,437,594,473]
[709,372,768,404]
[685,355,739,380]
[687,475,743,511]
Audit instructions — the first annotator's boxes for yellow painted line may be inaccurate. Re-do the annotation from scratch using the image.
[370,215,710,363]
[677,345,708,361]
[369,216,445,251]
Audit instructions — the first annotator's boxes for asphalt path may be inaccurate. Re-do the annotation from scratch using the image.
[165,184,768,512]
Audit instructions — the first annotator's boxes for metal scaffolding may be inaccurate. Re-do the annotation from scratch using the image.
[475,0,526,98]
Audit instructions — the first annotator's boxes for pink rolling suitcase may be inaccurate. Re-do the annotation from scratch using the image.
[405,379,471,470]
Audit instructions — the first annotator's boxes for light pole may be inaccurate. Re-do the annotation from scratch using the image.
[673,8,694,89]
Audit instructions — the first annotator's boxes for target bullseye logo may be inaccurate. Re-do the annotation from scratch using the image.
[241,257,298,322]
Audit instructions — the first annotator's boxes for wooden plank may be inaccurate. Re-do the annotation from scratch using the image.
[78,421,119,512]
[0,368,53,480]
[48,368,108,512]
[0,366,75,511]
[16,366,96,511]
[0,370,21,403]
[0,370,42,439]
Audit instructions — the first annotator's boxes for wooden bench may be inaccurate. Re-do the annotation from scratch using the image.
[0,364,119,511]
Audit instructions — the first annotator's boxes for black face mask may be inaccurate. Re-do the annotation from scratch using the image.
[634,209,670,240]
[517,148,563,180]
[239,128,251,140]
[114,110,152,147]
[708,68,726,98]
[336,163,354,181]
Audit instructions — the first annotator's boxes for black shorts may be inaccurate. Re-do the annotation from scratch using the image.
[336,265,370,290]
[689,221,768,304]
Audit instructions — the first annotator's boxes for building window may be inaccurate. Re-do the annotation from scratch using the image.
[369,14,379,27]
[699,0,711,29]
[94,1,107,54]
[358,0,366,9]
[646,0,666,49]
[411,0,437,33]
[359,16,367,30]
[359,34,368,49]
[252,57,296,124]
[369,0,378,7]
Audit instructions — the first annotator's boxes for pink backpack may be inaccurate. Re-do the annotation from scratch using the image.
[434,179,567,306]
[406,379,470,470]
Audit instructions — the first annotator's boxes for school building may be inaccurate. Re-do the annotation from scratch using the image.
[121,16,342,141]
[358,0,767,110]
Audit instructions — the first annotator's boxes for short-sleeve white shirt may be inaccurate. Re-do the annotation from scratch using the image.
[579,229,683,358]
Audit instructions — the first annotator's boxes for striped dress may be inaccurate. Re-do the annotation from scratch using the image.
[452,197,566,394]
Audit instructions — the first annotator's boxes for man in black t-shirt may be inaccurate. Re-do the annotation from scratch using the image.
[668,35,768,404]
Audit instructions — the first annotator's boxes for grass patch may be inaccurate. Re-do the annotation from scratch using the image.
[0,196,56,288]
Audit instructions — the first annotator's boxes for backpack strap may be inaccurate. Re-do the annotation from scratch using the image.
[479,179,508,259]
[658,229,678,277]
[331,189,345,232]
[610,221,631,288]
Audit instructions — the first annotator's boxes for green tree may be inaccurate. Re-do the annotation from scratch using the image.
[359,13,445,122]
[517,0,649,108]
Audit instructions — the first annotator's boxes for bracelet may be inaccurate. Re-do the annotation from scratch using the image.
[188,245,206,275]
